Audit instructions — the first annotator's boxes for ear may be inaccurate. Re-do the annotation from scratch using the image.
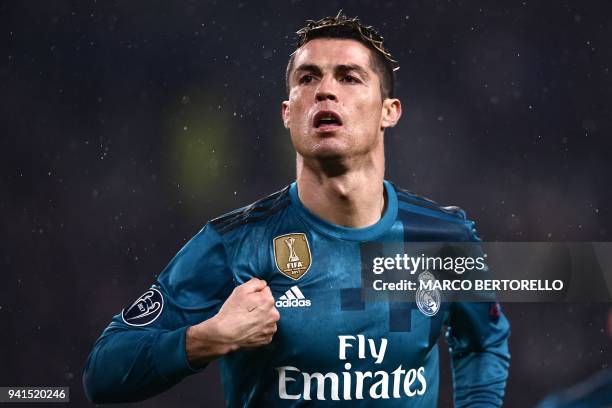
[380,98,402,129]
[281,101,291,129]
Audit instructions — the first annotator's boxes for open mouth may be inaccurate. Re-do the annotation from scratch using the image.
[313,111,343,129]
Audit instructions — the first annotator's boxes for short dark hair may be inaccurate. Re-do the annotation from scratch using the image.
[286,11,399,99]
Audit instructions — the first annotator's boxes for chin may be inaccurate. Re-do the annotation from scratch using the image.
[293,131,360,160]
[310,141,352,159]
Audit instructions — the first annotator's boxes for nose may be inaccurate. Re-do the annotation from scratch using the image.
[315,75,337,102]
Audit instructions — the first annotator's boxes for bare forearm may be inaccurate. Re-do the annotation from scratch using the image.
[186,278,279,368]
[186,316,239,368]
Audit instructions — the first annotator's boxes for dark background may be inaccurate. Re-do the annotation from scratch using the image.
[2,1,611,406]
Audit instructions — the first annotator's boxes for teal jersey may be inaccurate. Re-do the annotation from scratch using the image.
[83,181,510,407]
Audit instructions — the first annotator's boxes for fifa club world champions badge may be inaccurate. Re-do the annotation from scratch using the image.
[273,233,312,280]
[416,271,441,317]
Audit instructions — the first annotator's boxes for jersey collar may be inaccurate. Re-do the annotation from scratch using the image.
[289,180,398,241]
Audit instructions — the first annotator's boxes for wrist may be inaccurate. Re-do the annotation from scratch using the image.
[186,316,238,367]
[201,314,240,355]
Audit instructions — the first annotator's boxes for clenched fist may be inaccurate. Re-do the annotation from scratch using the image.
[186,278,280,367]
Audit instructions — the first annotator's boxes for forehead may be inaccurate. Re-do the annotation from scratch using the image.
[292,38,374,71]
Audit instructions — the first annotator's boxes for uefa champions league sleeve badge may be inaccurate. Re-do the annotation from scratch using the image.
[121,288,164,326]
[416,271,441,317]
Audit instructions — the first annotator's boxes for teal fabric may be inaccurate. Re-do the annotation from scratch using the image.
[83,181,510,406]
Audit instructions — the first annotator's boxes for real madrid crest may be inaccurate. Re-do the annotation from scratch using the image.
[416,271,441,317]
[273,233,312,280]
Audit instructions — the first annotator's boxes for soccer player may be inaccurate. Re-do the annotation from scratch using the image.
[83,12,510,406]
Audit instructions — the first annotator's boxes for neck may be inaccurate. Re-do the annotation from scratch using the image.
[295,145,386,228]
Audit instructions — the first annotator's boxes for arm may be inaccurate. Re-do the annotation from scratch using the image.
[83,314,199,403]
[445,217,511,407]
[82,224,279,403]
[186,281,280,368]
[446,301,511,408]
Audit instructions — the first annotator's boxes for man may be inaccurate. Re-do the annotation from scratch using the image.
[83,12,510,406]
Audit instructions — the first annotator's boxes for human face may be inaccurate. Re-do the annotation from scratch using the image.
[282,38,401,160]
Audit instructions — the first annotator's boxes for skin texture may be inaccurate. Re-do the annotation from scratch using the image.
[186,38,402,366]
[282,38,401,228]
[186,278,279,367]
[283,38,399,161]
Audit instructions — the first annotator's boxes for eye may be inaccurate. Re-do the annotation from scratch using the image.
[299,74,314,84]
[342,75,360,84]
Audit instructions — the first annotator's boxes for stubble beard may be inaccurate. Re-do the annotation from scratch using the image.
[295,130,382,179]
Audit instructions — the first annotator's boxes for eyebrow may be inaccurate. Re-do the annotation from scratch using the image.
[293,63,370,80]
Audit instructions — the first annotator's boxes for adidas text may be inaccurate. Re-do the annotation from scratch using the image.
[276,298,311,308]
[276,286,311,308]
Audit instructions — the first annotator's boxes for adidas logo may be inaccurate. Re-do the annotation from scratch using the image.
[275,286,311,308]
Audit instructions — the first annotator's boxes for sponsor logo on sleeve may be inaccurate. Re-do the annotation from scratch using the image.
[489,302,501,323]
